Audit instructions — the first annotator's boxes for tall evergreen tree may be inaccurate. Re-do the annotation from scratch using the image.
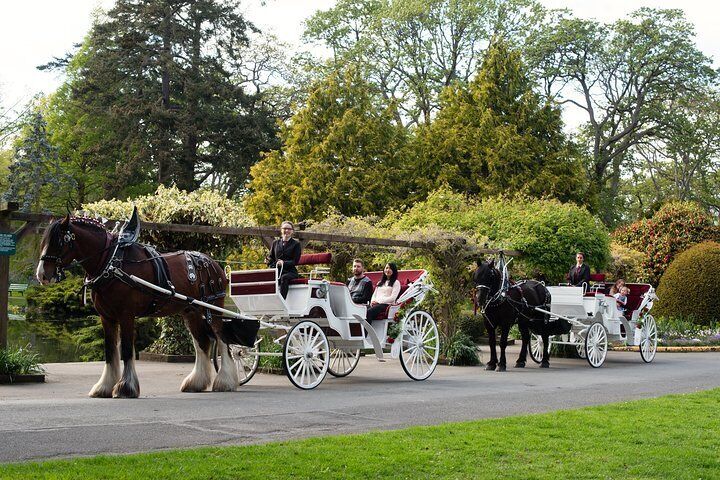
[246,67,411,224]
[68,0,279,195]
[415,40,585,203]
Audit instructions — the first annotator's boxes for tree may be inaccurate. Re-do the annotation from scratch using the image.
[246,67,411,224]
[3,112,75,212]
[622,90,720,219]
[528,8,717,225]
[62,0,279,196]
[304,0,549,126]
[414,40,585,203]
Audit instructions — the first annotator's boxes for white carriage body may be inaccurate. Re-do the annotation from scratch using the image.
[534,281,658,367]
[226,256,439,388]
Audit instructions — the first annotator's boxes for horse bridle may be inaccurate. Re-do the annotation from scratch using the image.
[40,226,76,282]
[475,266,504,315]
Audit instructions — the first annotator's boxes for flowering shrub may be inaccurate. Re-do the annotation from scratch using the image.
[83,185,253,255]
[613,202,720,285]
[656,316,720,346]
[605,242,648,283]
[654,241,720,326]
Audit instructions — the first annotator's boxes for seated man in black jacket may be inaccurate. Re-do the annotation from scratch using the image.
[568,252,591,288]
[266,221,302,298]
[346,258,373,305]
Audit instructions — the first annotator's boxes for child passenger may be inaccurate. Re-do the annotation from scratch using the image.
[614,286,630,314]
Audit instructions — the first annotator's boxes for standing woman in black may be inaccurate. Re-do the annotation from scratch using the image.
[266,221,302,298]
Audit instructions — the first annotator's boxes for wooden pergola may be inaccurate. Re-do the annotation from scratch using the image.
[0,203,520,348]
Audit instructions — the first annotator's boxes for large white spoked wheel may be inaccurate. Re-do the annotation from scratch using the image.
[327,348,361,377]
[570,331,587,359]
[283,321,329,390]
[585,322,608,368]
[230,342,260,386]
[529,333,543,364]
[399,311,440,381]
[639,314,658,363]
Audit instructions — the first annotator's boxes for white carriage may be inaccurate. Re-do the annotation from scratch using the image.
[529,281,659,368]
[224,253,440,389]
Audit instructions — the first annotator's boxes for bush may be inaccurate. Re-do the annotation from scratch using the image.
[25,273,95,320]
[654,242,720,327]
[613,202,720,285]
[456,315,485,342]
[605,242,648,283]
[389,188,610,283]
[0,345,44,375]
[145,316,194,355]
[443,332,480,366]
[83,184,253,255]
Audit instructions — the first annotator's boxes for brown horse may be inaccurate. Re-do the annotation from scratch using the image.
[35,214,240,398]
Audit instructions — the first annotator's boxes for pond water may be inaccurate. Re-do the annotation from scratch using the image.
[8,319,84,363]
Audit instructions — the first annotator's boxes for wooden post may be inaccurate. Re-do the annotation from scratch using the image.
[0,202,19,350]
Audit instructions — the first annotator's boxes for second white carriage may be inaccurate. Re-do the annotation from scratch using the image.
[529,282,659,368]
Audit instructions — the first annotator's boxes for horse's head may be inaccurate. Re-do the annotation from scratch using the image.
[472,260,501,307]
[36,215,77,285]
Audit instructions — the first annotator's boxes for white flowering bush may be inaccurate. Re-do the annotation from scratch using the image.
[83,185,254,255]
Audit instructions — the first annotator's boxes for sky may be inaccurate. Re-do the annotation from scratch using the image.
[1,0,719,117]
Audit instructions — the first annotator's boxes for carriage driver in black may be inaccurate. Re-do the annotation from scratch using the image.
[568,251,591,288]
[266,221,302,298]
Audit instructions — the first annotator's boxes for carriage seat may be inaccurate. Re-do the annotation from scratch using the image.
[584,273,607,296]
[362,269,426,320]
[289,252,335,284]
[622,283,652,318]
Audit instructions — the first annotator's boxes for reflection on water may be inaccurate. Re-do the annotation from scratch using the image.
[8,319,83,363]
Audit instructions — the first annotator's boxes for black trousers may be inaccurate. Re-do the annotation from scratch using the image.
[278,271,299,298]
[366,303,390,322]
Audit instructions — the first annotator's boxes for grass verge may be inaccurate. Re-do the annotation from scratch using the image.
[1,388,718,479]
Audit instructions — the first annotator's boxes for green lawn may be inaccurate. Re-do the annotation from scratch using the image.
[1,389,718,479]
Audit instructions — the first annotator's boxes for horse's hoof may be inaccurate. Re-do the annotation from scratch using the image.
[514,362,526,368]
[88,384,113,398]
[496,364,506,372]
[112,381,139,398]
[211,378,236,392]
[485,363,497,371]
[540,361,550,369]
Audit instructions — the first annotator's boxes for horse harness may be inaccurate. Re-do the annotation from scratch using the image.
[50,215,225,318]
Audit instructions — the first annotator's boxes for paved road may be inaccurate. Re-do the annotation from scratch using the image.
[1,348,719,463]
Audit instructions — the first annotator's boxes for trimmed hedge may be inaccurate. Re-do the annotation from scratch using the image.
[654,241,720,326]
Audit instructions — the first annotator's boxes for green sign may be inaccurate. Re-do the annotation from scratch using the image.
[0,233,16,255]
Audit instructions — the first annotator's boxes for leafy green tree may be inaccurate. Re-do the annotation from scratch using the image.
[3,112,75,212]
[304,0,549,126]
[55,0,279,196]
[246,67,411,224]
[528,8,717,225]
[414,40,585,203]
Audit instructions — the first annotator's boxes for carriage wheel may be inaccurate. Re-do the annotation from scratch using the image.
[283,321,329,390]
[571,332,587,359]
[231,343,260,386]
[529,333,543,364]
[639,314,658,363]
[400,311,439,381]
[585,323,608,368]
[328,348,361,377]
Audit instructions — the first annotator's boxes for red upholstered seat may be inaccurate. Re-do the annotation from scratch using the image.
[297,252,332,265]
[364,269,426,319]
[589,273,606,282]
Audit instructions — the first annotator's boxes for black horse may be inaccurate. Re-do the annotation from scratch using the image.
[473,259,555,371]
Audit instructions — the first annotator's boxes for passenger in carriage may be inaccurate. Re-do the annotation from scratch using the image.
[266,220,302,299]
[614,286,630,314]
[609,278,626,296]
[568,251,591,287]
[366,262,401,323]
[347,258,373,305]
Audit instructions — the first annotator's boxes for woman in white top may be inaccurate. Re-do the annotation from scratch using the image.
[366,263,401,323]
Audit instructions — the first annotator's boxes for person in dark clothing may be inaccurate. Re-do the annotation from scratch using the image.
[568,252,591,288]
[266,221,302,298]
[347,258,373,305]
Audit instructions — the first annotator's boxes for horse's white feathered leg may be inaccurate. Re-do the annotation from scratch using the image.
[212,339,239,392]
[181,338,213,392]
[89,355,120,398]
[113,354,140,398]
